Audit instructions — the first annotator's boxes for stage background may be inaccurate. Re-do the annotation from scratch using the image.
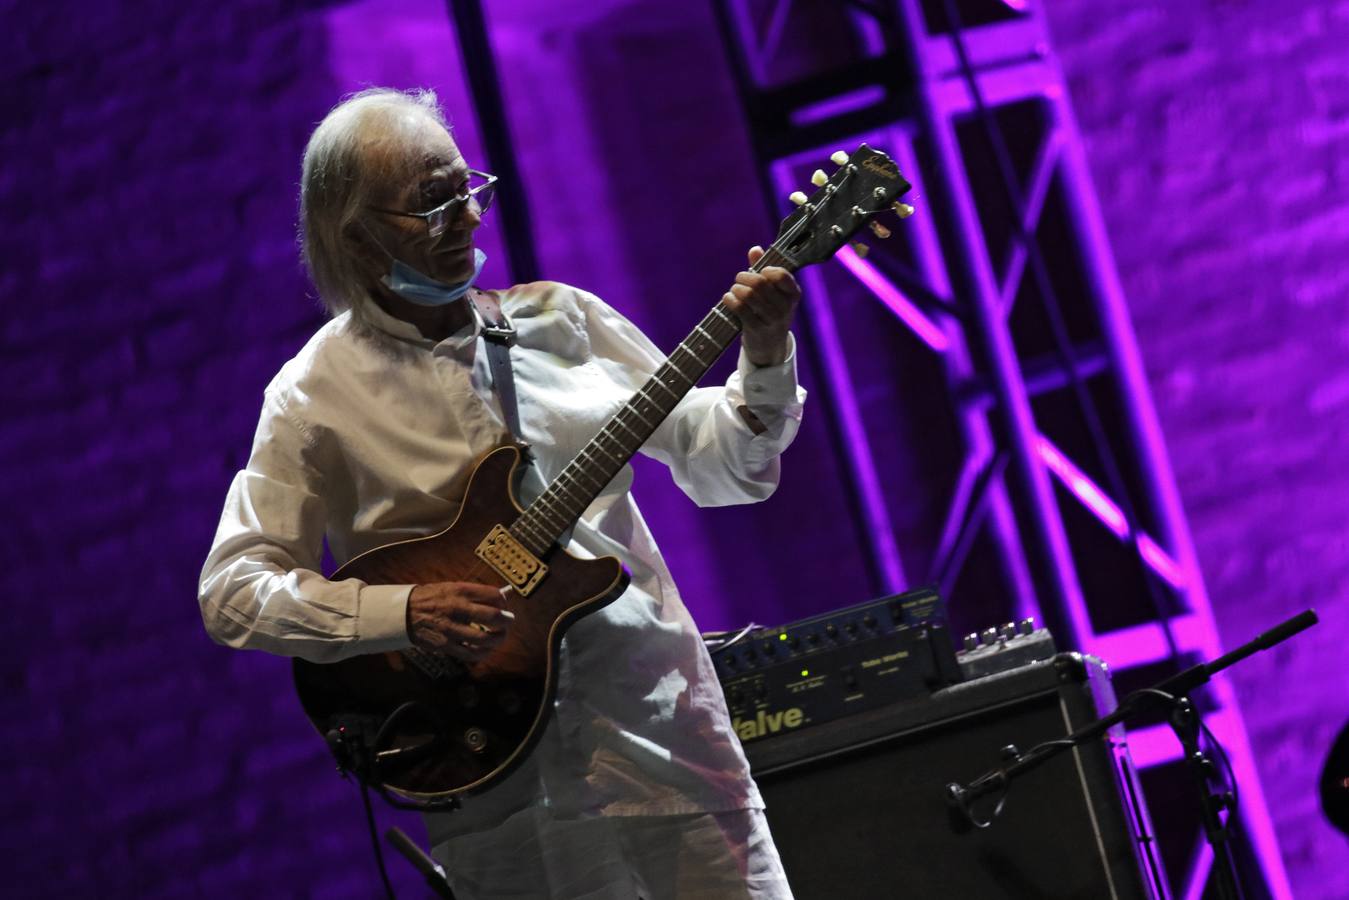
[2,0,1345,895]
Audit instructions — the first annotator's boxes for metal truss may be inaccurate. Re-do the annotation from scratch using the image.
[711,1,1292,897]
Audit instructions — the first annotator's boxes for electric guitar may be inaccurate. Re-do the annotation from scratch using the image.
[292,145,914,803]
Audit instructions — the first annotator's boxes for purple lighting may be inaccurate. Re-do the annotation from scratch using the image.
[1036,435,1128,535]
[1089,614,1212,669]
[1136,532,1188,590]
[1035,435,1187,589]
[789,85,887,128]
[835,244,951,352]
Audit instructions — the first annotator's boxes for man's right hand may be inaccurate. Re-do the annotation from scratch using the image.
[406,581,515,662]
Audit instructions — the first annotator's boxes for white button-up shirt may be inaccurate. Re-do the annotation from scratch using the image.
[198,281,806,836]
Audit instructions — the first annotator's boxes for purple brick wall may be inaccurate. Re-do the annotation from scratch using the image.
[3,0,1345,895]
[0,2,434,896]
[1044,1,1349,894]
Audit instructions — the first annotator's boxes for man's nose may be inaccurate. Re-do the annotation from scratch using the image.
[461,198,483,228]
[443,201,480,239]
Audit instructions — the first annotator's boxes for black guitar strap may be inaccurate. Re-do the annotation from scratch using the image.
[470,289,532,461]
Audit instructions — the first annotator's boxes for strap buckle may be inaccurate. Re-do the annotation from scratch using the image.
[471,289,517,346]
[480,315,517,347]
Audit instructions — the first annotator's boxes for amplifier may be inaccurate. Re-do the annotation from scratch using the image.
[712,588,961,744]
[748,654,1166,899]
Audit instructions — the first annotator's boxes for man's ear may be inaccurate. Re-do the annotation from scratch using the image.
[343,220,389,291]
[344,220,381,268]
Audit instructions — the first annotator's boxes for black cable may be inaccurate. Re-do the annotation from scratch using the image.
[965,782,1008,829]
[360,777,397,900]
[973,688,1178,828]
[1201,716,1240,822]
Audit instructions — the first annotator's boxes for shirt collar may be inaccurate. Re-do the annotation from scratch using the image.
[360,295,482,350]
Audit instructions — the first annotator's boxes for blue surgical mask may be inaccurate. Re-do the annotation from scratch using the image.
[380,248,487,307]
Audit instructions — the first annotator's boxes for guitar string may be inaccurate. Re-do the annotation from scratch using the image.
[510,171,864,550]
[511,236,807,547]
[511,254,788,542]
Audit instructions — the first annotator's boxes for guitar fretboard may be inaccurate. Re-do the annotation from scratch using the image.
[509,245,796,556]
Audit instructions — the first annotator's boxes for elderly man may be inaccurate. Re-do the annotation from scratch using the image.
[199,87,805,899]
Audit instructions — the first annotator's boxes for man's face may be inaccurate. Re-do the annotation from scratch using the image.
[361,113,482,286]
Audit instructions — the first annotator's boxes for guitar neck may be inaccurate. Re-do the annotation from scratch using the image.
[509,244,798,556]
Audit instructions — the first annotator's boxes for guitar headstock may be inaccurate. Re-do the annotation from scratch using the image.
[771,144,913,269]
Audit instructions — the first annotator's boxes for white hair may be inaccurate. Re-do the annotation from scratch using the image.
[299,87,449,324]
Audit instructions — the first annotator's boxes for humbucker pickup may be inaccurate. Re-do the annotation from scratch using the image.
[474,524,548,595]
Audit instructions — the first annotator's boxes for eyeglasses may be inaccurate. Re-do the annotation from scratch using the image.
[369,169,497,238]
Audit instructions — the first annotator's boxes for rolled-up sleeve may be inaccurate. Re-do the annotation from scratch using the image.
[581,291,807,507]
[197,390,412,662]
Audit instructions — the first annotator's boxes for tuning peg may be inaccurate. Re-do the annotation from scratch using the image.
[868,221,892,239]
[830,150,849,166]
[810,169,828,187]
[850,242,870,258]
[789,191,809,206]
[893,202,915,218]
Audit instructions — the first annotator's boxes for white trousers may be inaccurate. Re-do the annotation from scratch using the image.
[431,807,794,900]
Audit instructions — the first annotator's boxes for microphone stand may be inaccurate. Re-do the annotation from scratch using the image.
[945,609,1318,900]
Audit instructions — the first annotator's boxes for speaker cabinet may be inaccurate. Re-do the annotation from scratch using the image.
[746,654,1165,899]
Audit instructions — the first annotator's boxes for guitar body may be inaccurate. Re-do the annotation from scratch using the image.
[292,445,629,801]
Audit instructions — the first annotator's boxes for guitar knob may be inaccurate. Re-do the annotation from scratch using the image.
[830,150,849,166]
[850,242,870,258]
[868,221,892,239]
[893,201,915,218]
[810,169,829,187]
[464,727,487,753]
[789,191,809,206]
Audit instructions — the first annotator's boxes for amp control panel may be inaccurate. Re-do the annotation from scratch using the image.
[712,587,962,744]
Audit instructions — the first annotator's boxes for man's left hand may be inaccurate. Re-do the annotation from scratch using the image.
[723,246,801,367]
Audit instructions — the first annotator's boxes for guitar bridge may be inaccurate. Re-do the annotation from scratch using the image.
[474,524,548,596]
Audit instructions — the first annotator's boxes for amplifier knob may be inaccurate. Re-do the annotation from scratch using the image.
[982,627,998,645]
[825,624,839,639]
[863,614,877,629]
[845,621,858,636]
[1019,617,1035,636]
[1000,622,1016,640]
[788,635,801,650]
[808,633,821,646]
[763,640,776,656]
[963,633,978,652]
